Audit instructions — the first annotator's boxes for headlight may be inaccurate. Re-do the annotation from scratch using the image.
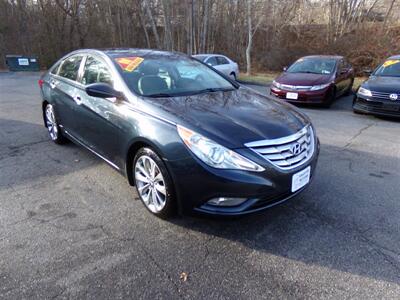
[177,125,265,172]
[310,83,330,91]
[358,87,372,97]
[272,80,282,89]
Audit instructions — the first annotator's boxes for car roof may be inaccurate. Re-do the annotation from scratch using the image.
[193,54,228,58]
[387,55,400,60]
[69,48,187,59]
[300,55,343,60]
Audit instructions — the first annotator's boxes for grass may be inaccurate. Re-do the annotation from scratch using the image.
[239,71,367,92]
[238,72,279,85]
[353,76,367,91]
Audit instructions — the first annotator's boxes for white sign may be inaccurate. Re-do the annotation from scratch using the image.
[286,92,298,100]
[18,58,29,66]
[291,166,311,192]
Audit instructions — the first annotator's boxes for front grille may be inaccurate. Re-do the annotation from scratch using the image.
[371,91,399,101]
[245,126,315,170]
[280,84,312,91]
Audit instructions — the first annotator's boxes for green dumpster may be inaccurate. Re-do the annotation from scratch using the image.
[5,55,40,71]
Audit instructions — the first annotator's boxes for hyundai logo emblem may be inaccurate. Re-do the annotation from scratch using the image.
[389,93,398,101]
[290,143,302,155]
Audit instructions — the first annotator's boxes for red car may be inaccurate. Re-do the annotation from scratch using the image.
[271,55,354,106]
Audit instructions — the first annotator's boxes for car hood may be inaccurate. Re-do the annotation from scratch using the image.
[139,87,310,149]
[276,72,332,86]
[363,76,400,93]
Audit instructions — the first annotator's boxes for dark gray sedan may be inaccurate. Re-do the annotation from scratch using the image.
[39,49,319,218]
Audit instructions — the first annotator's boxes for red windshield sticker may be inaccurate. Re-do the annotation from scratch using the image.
[115,57,144,72]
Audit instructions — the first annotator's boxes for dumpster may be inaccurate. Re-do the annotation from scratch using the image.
[5,55,40,71]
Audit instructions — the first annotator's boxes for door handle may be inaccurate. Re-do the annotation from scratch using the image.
[50,80,58,89]
[73,95,82,105]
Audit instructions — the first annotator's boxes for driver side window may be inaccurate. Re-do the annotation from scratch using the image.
[81,56,113,86]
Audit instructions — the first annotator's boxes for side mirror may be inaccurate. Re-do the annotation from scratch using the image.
[85,83,123,101]
[283,66,287,72]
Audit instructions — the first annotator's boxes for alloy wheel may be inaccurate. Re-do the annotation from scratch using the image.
[134,155,167,213]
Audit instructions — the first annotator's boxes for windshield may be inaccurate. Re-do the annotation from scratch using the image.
[373,59,400,77]
[287,58,336,75]
[114,55,235,97]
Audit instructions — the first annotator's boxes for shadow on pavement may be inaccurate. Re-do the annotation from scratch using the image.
[168,143,400,285]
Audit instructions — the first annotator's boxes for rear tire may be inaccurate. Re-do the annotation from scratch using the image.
[44,103,68,144]
[133,147,176,219]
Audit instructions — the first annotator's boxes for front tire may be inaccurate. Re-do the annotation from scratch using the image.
[322,87,336,108]
[44,103,67,144]
[133,147,176,218]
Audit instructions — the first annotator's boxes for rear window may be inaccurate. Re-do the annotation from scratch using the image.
[217,56,229,65]
[58,55,83,81]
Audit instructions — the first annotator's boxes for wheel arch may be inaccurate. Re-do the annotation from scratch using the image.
[125,138,167,186]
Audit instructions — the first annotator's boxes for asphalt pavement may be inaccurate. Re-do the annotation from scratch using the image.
[0,72,399,299]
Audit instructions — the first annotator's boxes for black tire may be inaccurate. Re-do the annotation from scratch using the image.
[322,87,336,108]
[133,147,176,219]
[44,103,68,144]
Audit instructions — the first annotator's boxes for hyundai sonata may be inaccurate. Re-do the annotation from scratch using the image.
[39,49,319,218]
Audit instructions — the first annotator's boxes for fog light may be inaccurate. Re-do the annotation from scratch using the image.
[207,197,247,207]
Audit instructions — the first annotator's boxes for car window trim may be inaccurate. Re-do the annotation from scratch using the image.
[80,54,115,87]
[57,54,85,82]
[217,56,229,65]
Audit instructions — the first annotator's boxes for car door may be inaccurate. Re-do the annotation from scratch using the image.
[50,54,84,137]
[73,55,125,166]
[205,56,219,71]
[335,59,348,95]
[336,59,353,96]
[216,56,231,76]
[343,58,354,90]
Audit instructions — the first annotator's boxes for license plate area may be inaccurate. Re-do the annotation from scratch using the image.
[291,166,311,192]
[384,103,400,111]
[286,92,298,100]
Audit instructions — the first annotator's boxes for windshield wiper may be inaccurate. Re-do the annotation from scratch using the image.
[297,71,323,74]
[190,87,235,95]
[145,93,174,98]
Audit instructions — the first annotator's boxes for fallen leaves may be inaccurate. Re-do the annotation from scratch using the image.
[180,272,188,282]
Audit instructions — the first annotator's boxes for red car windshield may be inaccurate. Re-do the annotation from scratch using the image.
[287,58,336,75]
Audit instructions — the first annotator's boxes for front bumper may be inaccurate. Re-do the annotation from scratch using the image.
[166,139,320,216]
[353,96,400,118]
[270,86,330,104]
